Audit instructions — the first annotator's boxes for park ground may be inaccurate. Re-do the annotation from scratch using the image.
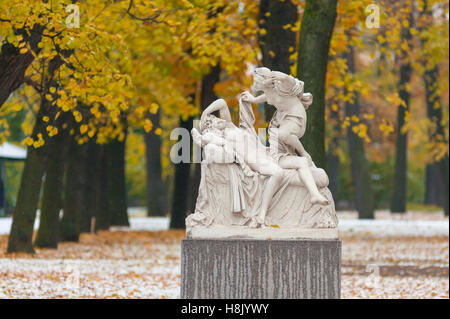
[0,210,448,299]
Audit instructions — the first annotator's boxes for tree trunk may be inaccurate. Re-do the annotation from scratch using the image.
[145,109,166,216]
[258,0,298,122]
[423,67,449,215]
[424,163,440,205]
[418,2,449,216]
[0,25,43,108]
[6,49,64,253]
[105,134,129,226]
[425,158,449,216]
[34,127,70,248]
[60,140,88,242]
[441,157,449,216]
[390,14,413,213]
[7,106,48,253]
[170,117,193,229]
[188,65,221,213]
[95,146,110,231]
[81,141,101,233]
[297,0,337,170]
[0,160,5,213]
[327,107,340,202]
[345,47,374,219]
[346,102,375,219]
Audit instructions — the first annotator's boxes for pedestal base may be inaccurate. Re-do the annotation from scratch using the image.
[181,238,341,299]
[187,225,338,239]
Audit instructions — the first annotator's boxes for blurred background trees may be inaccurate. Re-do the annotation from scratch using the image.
[0,0,448,253]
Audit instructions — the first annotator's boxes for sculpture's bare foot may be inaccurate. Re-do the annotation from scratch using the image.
[248,219,259,228]
[256,213,266,225]
[310,193,329,206]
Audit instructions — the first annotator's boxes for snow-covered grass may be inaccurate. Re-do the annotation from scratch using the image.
[0,231,448,299]
[111,217,170,232]
[0,256,180,299]
[0,210,448,299]
[1,213,448,237]
[339,219,449,237]
[0,216,171,235]
[341,276,449,299]
[0,230,184,298]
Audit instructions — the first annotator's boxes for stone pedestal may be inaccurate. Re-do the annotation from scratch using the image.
[181,238,341,299]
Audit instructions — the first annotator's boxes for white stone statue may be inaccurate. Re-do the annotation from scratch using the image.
[186,67,338,239]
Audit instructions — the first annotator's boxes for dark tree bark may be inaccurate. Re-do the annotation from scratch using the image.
[7,107,48,253]
[417,3,449,216]
[345,48,375,219]
[0,25,43,108]
[297,0,337,170]
[60,140,88,242]
[105,130,129,226]
[145,109,166,216]
[95,147,110,231]
[391,13,413,213]
[170,117,193,229]
[326,150,340,200]
[423,67,449,215]
[0,160,5,212]
[258,0,298,122]
[188,65,221,213]
[7,53,63,253]
[34,126,70,248]
[442,157,450,216]
[326,106,340,202]
[424,163,441,205]
[81,141,101,233]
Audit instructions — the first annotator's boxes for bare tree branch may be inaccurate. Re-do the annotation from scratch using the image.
[24,76,43,94]
[126,0,162,23]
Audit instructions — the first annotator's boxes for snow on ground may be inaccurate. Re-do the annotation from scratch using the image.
[0,252,180,298]
[0,230,184,299]
[0,230,447,299]
[0,258,180,299]
[1,212,448,237]
[0,216,171,235]
[338,219,449,237]
[341,275,449,299]
[112,217,170,232]
[0,219,10,235]
[0,210,448,299]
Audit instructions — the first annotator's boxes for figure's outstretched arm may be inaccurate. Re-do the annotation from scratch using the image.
[241,91,266,104]
[253,93,267,104]
[201,98,232,122]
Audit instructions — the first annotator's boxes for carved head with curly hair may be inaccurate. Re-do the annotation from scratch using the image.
[199,114,226,136]
[252,67,313,109]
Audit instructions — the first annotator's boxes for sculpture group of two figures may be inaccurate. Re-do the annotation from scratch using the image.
[186,67,338,239]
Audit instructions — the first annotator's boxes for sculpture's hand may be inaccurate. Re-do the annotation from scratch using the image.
[241,91,256,104]
[191,128,203,146]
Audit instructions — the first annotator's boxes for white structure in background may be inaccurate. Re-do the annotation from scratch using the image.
[0,142,27,216]
[0,142,27,160]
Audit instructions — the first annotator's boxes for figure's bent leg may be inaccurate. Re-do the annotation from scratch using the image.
[255,162,284,226]
[279,156,329,206]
